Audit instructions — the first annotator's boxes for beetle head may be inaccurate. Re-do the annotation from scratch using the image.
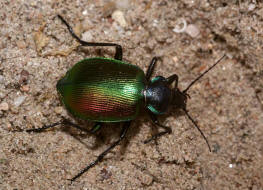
[172,88,189,110]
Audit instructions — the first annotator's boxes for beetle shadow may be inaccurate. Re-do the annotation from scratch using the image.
[59,120,110,151]
[78,46,133,64]
[59,107,186,163]
[118,116,147,156]
[79,46,117,60]
[59,110,164,158]
[60,117,144,154]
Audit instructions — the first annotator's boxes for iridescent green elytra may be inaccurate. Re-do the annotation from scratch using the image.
[56,57,146,122]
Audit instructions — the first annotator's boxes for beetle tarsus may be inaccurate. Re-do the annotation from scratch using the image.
[26,119,93,134]
[26,122,62,133]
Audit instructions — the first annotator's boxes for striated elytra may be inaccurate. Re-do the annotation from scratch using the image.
[56,57,146,122]
[26,15,226,182]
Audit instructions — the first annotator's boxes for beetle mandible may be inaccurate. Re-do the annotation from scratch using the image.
[27,15,226,182]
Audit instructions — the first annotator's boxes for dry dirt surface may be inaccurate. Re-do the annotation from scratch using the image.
[1,1,263,190]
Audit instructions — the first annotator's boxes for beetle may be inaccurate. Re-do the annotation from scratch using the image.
[27,15,226,182]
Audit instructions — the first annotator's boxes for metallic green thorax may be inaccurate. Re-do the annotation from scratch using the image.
[56,57,146,122]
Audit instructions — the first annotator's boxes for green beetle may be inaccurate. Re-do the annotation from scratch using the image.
[27,15,225,181]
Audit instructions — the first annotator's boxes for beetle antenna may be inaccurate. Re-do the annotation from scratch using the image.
[183,108,211,152]
[183,54,226,94]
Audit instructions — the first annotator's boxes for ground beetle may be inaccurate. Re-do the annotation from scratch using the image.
[27,15,226,182]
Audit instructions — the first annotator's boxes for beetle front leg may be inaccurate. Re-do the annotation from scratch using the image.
[57,15,123,60]
[146,57,158,82]
[166,74,178,87]
[70,121,131,182]
[144,113,172,144]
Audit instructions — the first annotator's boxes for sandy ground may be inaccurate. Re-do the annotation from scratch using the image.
[1,0,263,190]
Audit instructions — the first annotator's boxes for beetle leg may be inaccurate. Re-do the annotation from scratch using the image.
[57,15,123,60]
[146,57,158,82]
[26,122,63,133]
[166,74,178,87]
[26,119,90,133]
[90,122,103,133]
[70,121,131,182]
[144,113,172,144]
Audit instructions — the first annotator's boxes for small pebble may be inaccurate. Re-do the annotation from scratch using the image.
[112,10,127,28]
[81,31,93,42]
[0,102,9,111]
[54,106,63,114]
[20,85,30,92]
[0,75,4,84]
[19,70,29,84]
[185,24,200,38]
[173,18,187,33]
[100,168,112,180]
[141,174,153,186]
[16,40,27,49]
[172,56,178,63]
[248,3,256,11]
[82,10,88,15]
[6,122,12,130]
[14,96,26,107]
[152,19,159,27]
[0,92,4,99]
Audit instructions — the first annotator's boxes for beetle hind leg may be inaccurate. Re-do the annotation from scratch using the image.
[26,118,91,133]
[70,121,131,182]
